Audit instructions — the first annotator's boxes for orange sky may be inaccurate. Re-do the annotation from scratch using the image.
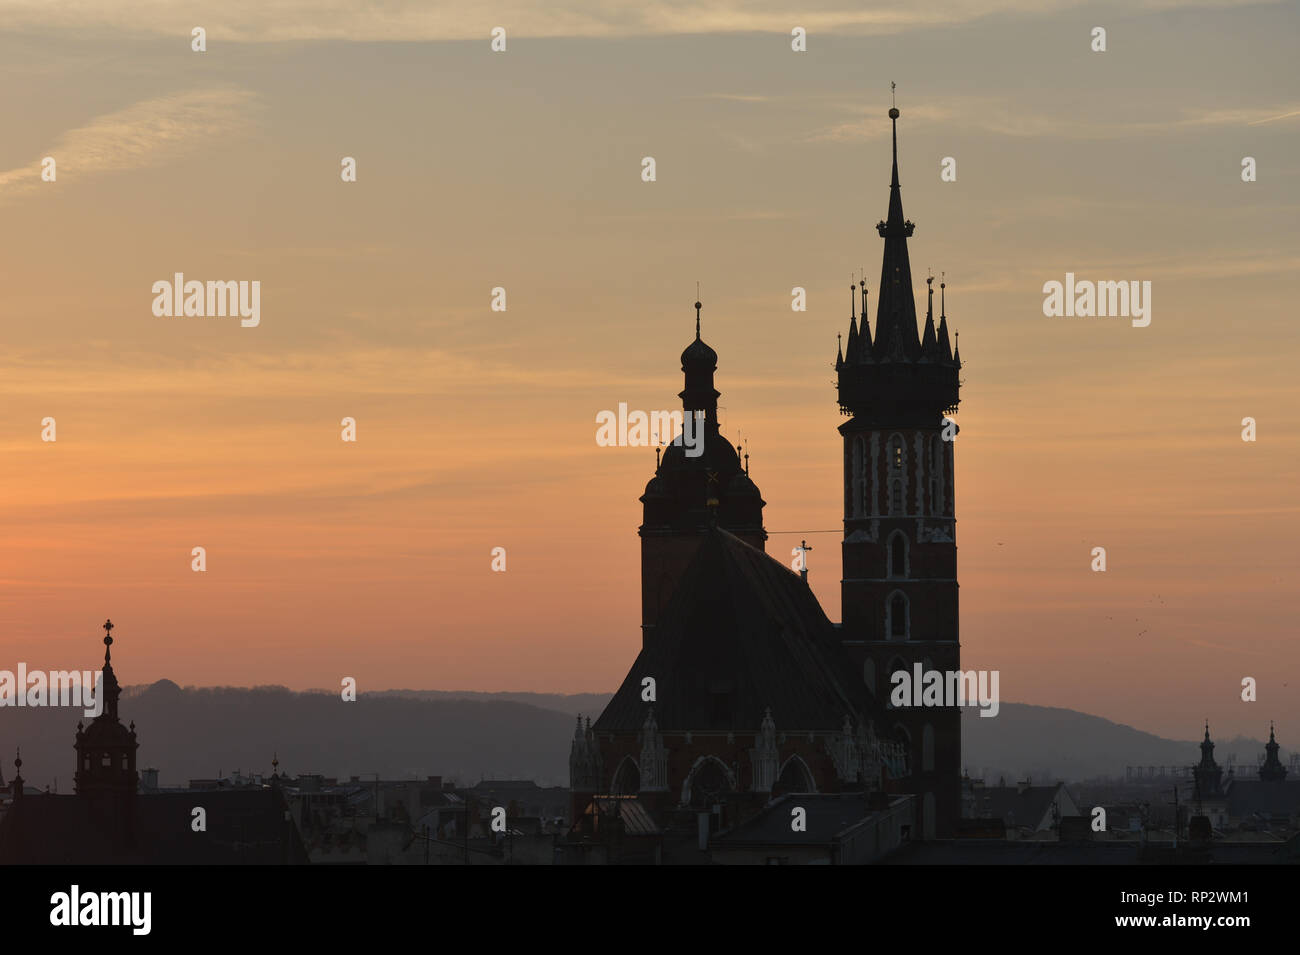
[1,1,1298,740]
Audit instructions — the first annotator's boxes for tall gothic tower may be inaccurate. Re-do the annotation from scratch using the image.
[835,104,962,839]
[638,302,766,643]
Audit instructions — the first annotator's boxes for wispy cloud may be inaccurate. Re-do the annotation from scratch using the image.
[0,0,1281,42]
[1248,108,1300,126]
[810,98,1300,143]
[0,88,259,202]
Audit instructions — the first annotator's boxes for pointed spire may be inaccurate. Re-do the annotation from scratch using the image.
[845,281,860,362]
[835,332,843,370]
[1260,721,1287,781]
[99,618,122,722]
[920,274,938,359]
[680,298,720,424]
[953,330,961,368]
[937,274,953,362]
[873,90,919,362]
[859,279,872,359]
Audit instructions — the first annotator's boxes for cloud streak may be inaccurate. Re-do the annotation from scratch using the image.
[810,98,1300,143]
[0,88,259,202]
[0,0,1280,42]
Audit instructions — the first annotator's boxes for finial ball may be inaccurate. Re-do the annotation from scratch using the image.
[694,301,701,310]
[888,107,899,120]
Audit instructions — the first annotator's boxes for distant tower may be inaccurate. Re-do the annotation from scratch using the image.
[638,301,766,642]
[74,620,139,844]
[1192,721,1224,797]
[1259,723,1288,782]
[11,749,22,800]
[834,100,962,839]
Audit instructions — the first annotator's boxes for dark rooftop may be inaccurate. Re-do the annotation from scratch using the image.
[596,527,866,732]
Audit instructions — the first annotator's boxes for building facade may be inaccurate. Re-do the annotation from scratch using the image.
[571,103,962,845]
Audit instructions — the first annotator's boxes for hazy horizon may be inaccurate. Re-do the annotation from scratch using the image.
[2,0,1297,743]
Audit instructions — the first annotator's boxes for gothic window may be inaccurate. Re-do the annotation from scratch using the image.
[612,757,641,795]
[888,532,907,578]
[885,656,906,708]
[101,752,111,768]
[892,724,912,774]
[888,434,906,516]
[775,756,815,795]
[888,591,908,640]
[863,657,876,696]
[688,758,731,808]
[929,436,945,515]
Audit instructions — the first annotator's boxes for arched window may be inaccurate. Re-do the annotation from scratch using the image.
[888,434,906,515]
[612,757,641,795]
[775,756,815,795]
[929,436,945,515]
[885,656,906,708]
[891,724,912,774]
[863,657,876,697]
[685,757,732,808]
[888,532,907,578]
[888,591,908,640]
[922,724,935,772]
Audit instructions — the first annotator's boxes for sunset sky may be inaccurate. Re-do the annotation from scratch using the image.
[1,0,1297,741]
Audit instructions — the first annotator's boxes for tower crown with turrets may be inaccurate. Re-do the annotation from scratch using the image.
[836,100,961,425]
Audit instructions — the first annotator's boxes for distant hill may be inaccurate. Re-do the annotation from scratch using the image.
[6,682,585,791]
[960,703,1279,783]
[363,688,612,718]
[2,684,1279,792]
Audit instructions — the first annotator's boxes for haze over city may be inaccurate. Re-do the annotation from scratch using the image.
[1,0,1297,743]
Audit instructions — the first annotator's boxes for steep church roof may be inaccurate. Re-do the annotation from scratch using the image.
[596,526,866,733]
